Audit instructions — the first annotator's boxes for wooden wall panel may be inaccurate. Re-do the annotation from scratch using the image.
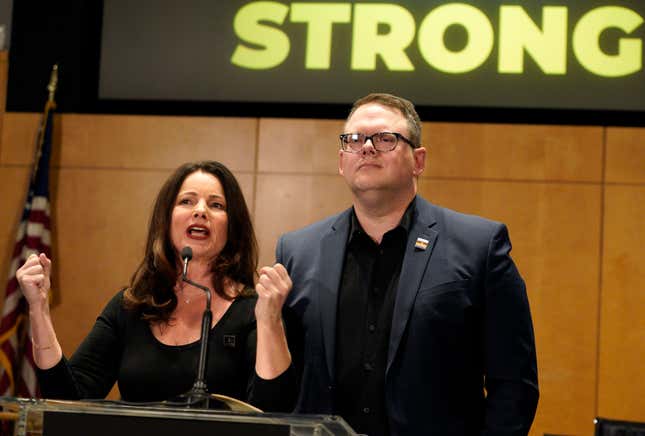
[605,127,645,184]
[1,113,258,171]
[235,173,257,221]
[257,120,605,181]
[257,118,343,174]
[61,115,258,171]
[0,167,31,314]
[0,167,30,245]
[598,186,645,422]
[425,123,603,181]
[254,174,352,267]
[256,118,349,266]
[49,168,164,350]
[419,180,601,436]
[0,112,40,164]
[599,127,644,423]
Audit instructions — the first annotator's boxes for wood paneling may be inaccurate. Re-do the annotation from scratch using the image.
[1,113,258,171]
[49,168,167,351]
[257,118,344,174]
[597,127,644,424]
[425,123,603,182]
[598,185,645,421]
[0,112,40,164]
[0,167,31,314]
[419,180,601,436]
[605,127,645,184]
[254,174,352,267]
[0,88,643,433]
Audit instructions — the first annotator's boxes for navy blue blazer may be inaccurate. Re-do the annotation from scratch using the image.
[277,196,538,436]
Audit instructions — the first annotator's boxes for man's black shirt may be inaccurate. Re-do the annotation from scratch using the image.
[335,202,414,436]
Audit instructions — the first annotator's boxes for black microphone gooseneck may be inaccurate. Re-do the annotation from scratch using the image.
[178,246,215,409]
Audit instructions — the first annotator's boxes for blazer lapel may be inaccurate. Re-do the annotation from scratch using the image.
[387,200,438,375]
[318,210,351,381]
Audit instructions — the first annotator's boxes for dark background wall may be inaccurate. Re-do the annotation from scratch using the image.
[6,1,645,124]
[6,0,101,112]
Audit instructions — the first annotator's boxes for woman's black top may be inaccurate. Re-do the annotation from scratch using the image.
[36,290,296,412]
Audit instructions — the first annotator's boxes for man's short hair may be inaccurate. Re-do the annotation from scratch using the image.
[347,93,422,148]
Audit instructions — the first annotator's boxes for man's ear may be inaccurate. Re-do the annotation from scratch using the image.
[412,147,426,176]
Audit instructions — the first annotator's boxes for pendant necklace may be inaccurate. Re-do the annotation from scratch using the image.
[180,285,204,304]
[176,283,191,304]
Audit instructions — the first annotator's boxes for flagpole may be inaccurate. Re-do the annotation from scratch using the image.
[0,65,57,400]
[32,64,58,184]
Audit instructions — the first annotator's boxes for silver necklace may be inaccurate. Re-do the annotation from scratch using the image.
[176,283,191,304]
[179,286,204,304]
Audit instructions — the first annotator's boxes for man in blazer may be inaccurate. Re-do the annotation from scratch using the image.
[277,93,539,435]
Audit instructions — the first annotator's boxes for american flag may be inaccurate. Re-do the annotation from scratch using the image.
[0,70,57,398]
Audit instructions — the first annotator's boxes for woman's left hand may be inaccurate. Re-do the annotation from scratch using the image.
[255,263,292,325]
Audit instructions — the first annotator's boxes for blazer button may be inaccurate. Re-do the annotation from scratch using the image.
[363,407,370,414]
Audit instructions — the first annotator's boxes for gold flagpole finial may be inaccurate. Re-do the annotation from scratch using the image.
[47,64,58,103]
[32,64,58,182]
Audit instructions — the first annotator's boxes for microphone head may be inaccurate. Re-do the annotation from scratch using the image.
[180,246,193,261]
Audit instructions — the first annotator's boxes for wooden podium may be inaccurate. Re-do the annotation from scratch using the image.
[0,397,358,435]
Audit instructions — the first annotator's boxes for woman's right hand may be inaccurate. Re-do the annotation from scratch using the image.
[16,253,52,308]
[16,253,61,369]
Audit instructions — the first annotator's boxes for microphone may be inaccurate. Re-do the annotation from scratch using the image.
[180,246,192,280]
[180,246,210,298]
[175,246,221,409]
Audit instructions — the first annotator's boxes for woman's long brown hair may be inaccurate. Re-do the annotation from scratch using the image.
[123,161,257,323]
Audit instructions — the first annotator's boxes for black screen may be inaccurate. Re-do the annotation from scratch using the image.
[99,1,645,111]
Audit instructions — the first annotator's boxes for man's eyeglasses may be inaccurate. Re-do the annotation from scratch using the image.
[339,132,415,153]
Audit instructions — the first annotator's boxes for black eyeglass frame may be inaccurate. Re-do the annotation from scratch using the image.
[338,132,416,153]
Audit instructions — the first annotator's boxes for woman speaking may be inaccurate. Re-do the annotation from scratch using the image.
[16,161,296,412]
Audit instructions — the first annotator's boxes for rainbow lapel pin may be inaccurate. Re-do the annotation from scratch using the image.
[414,237,430,251]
